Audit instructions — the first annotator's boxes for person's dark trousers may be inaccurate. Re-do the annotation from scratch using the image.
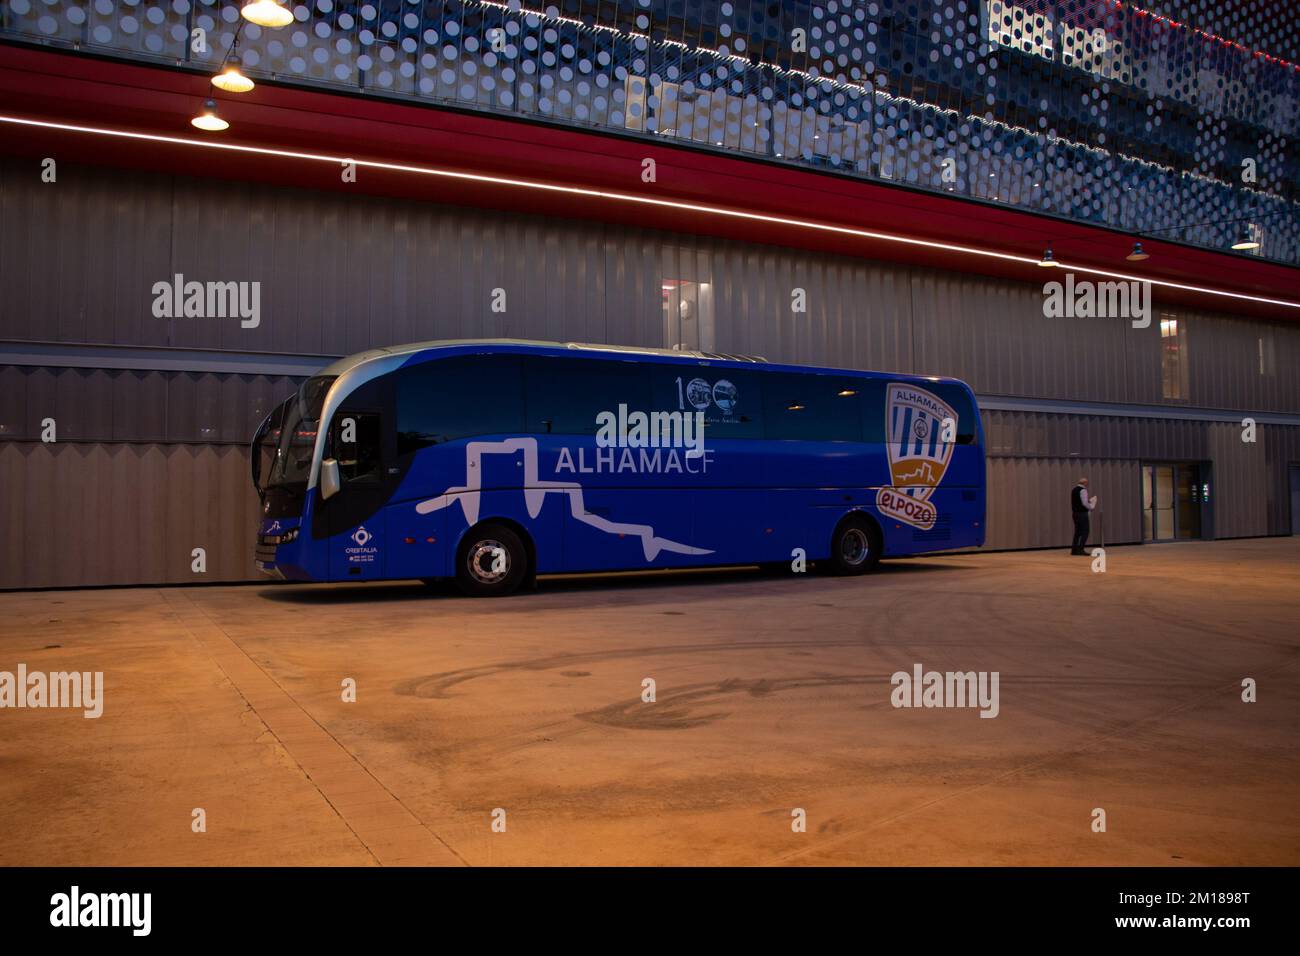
[1071,513,1090,554]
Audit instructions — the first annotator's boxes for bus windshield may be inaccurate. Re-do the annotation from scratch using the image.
[265,375,336,490]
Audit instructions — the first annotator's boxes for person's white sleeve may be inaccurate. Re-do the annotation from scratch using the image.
[1086,493,1097,511]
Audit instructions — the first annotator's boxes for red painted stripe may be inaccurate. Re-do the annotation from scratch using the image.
[1,43,1296,318]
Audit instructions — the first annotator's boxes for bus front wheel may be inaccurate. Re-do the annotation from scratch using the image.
[828,517,882,575]
[455,523,529,597]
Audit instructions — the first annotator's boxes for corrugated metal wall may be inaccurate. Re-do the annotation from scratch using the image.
[0,366,302,588]
[0,443,262,588]
[0,366,301,443]
[984,456,1142,550]
[980,410,1300,547]
[5,156,1299,414]
[2,158,1298,588]
[1207,422,1271,540]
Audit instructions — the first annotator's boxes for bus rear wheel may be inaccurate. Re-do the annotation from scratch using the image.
[455,523,529,597]
[828,517,881,575]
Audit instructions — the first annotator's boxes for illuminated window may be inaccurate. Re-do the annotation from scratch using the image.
[1258,335,1276,376]
[1160,314,1188,401]
[661,276,715,352]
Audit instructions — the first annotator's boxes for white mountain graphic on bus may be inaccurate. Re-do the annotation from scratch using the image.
[414,437,713,561]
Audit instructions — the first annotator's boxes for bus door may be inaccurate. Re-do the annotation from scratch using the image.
[320,406,393,581]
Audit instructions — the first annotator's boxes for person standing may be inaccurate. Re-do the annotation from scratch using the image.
[1070,477,1097,555]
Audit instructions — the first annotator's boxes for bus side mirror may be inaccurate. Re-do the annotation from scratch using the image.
[320,458,341,501]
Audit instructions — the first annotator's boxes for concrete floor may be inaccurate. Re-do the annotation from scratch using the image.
[1,537,1297,866]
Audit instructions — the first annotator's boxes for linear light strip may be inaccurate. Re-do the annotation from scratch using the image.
[1,114,1295,311]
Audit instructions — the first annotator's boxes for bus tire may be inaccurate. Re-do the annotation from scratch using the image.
[828,516,881,575]
[455,523,529,597]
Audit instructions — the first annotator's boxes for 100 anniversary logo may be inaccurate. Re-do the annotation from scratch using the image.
[876,383,957,531]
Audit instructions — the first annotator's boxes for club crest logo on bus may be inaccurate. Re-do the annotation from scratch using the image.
[875,383,957,532]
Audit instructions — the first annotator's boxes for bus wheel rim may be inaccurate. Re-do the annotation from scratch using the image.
[467,539,508,584]
[841,528,869,565]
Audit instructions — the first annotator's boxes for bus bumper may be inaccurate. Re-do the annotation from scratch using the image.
[255,519,315,581]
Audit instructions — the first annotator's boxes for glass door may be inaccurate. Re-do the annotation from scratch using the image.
[1142,463,1205,542]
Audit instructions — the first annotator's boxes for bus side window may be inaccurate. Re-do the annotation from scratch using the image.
[524,357,651,435]
[929,384,979,446]
[762,373,863,442]
[332,411,383,483]
[858,380,888,443]
[395,355,523,454]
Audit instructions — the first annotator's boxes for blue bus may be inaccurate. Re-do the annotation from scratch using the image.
[251,340,985,596]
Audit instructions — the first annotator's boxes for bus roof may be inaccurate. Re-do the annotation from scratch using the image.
[314,339,969,390]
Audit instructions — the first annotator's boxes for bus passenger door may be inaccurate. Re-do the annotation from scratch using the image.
[319,409,391,581]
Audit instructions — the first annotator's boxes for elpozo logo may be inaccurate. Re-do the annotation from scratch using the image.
[875,383,957,531]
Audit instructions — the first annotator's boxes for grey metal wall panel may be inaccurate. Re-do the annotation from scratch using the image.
[1263,424,1294,535]
[1189,312,1300,413]
[0,161,173,345]
[602,226,665,351]
[0,365,25,439]
[982,410,1298,544]
[908,271,1137,404]
[0,366,304,445]
[162,445,262,584]
[1122,317,1163,407]
[985,456,1141,550]
[984,409,1235,463]
[0,442,260,589]
[1209,422,1271,539]
[7,158,1298,412]
[110,370,165,442]
[1,443,163,588]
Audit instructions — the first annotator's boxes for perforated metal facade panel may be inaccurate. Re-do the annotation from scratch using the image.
[4,0,1297,263]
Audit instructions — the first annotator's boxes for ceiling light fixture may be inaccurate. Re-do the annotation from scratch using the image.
[1231,228,1261,251]
[241,0,294,28]
[212,56,255,93]
[190,99,229,132]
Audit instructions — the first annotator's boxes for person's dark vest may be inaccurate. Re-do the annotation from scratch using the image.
[1071,486,1088,514]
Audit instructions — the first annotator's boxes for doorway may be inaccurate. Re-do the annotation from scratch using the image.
[1141,462,1210,542]
[660,275,715,352]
